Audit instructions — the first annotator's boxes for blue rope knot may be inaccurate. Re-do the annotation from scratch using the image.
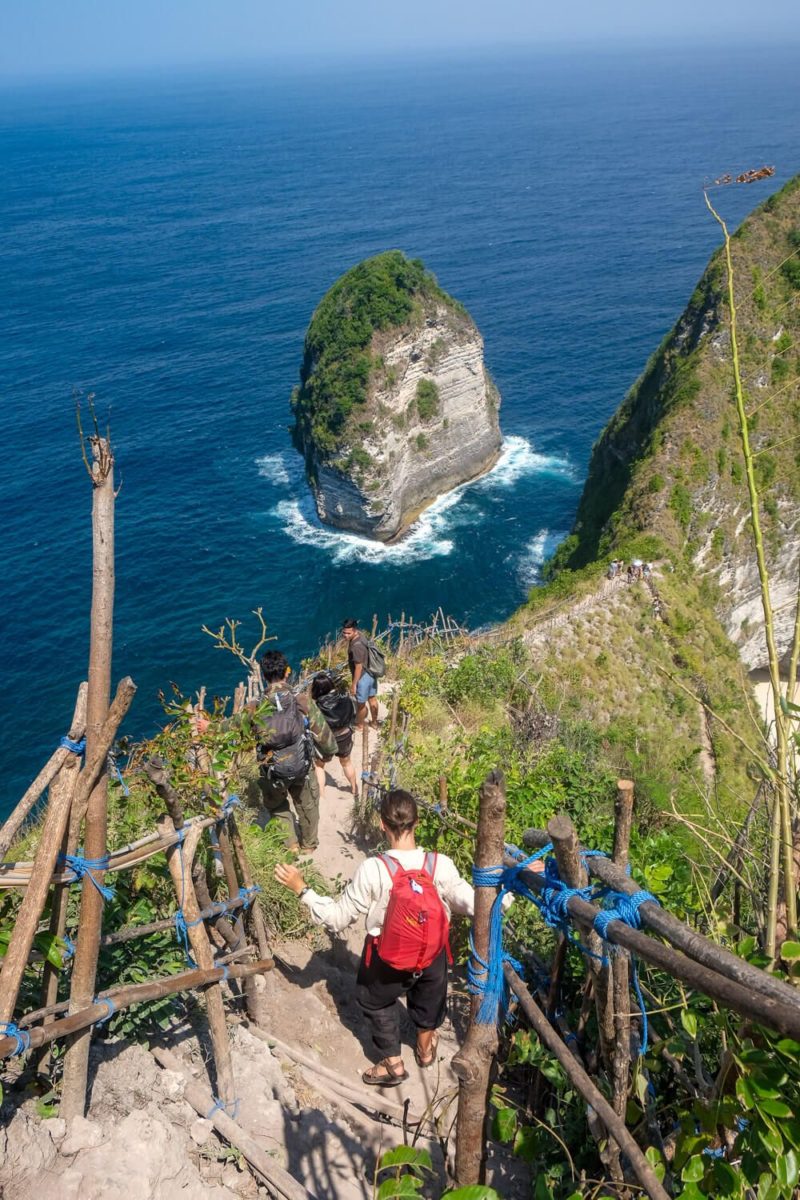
[173,910,199,966]
[468,846,552,1025]
[207,1095,240,1120]
[220,794,240,817]
[60,736,86,755]
[62,935,76,960]
[59,853,115,902]
[238,884,262,907]
[592,888,658,940]
[94,996,116,1024]
[0,1021,31,1057]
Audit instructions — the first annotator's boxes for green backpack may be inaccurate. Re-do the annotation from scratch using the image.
[365,638,386,679]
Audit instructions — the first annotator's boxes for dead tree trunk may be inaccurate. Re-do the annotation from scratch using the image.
[61,433,115,1120]
[452,770,507,1186]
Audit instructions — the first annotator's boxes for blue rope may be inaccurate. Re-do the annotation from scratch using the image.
[94,996,116,1024]
[220,964,230,982]
[60,736,86,755]
[591,886,659,1054]
[63,935,76,960]
[238,884,261,907]
[60,853,115,902]
[112,760,130,797]
[467,844,552,1024]
[207,1095,240,1120]
[220,794,240,817]
[0,1021,31,1056]
[173,833,198,967]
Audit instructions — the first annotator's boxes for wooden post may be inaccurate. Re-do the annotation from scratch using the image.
[371,613,378,638]
[452,770,507,1186]
[610,782,635,1184]
[389,689,400,745]
[361,722,370,802]
[547,813,615,1073]
[399,612,405,654]
[229,815,272,960]
[158,815,236,1104]
[61,434,115,1120]
[438,776,448,813]
[0,683,87,860]
[0,761,78,1023]
[504,965,670,1200]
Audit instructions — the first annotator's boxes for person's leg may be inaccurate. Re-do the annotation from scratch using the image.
[354,702,368,733]
[355,943,407,1081]
[313,758,326,803]
[291,770,320,850]
[355,672,375,732]
[260,775,299,849]
[339,754,358,798]
[406,949,448,1067]
[368,694,379,728]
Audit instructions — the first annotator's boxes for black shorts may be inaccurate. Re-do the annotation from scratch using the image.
[335,728,354,758]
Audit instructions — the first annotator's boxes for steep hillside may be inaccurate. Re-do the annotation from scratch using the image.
[555,174,800,670]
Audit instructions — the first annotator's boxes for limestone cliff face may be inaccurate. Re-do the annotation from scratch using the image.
[291,252,501,542]
[557,175,800,672]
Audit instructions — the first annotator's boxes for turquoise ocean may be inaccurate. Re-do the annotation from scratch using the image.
[1,44,799,813]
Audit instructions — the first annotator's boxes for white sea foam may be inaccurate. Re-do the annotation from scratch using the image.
[255,453,292,487]
[517,529,569,585]
[477,435,576,490]
[274,492,456,564]
[266,435,574,566]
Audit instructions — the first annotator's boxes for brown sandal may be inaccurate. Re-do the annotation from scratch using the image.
[414,1034,439,1069]
[362,1058,408,1087]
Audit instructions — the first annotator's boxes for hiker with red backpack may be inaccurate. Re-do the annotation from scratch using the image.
[275,788,533,1086]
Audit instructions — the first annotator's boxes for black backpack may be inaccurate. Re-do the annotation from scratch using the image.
[365,638,386,679]
[257,691,312,784]
[316,691,357,732]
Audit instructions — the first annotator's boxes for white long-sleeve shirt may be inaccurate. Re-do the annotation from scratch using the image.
[301,848,476,937]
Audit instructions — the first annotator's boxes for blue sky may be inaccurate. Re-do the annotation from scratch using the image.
[2,0,798,81]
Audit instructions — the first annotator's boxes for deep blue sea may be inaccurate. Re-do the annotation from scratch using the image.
[1,44,799,815]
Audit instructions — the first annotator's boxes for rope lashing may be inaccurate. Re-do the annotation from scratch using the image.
[174,829,198,966]
[59,853,115,902]
[468,845,552,1024]
[238,884,262,907]
[220,794,240,817]
[590,885,660,1055]
[94,996,116,1024]
[111,759,130,797]
[59,736,86,755]
[207,1095,240,1120]
[62,935,76,960]
[0,1022,31,1056]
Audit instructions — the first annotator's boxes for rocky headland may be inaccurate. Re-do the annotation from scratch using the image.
[553,174,800,673]
[291,251,502,541]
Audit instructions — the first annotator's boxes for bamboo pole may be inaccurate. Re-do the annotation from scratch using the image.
[151,1046,315,1200]
[521,827,800,1015]
[452,770,507,1186]
[0,758,78,1024]
[389,689,399,744]
[611,783,634,1135]
[504,965,670,1200]
[61,434,116,1120]
[158,815,236,1107]
[0,958,274,1057]
[0,683,87,859]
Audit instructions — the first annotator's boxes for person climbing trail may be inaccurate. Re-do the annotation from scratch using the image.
[199,650,337,853]
[275,789,542,1087]
[342,617,383,733]
[310,672,359,800]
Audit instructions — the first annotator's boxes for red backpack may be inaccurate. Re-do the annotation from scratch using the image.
[368,852,451,974]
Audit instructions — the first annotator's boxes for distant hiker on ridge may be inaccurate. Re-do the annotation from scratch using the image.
[310,671,359,801]
[275,788,540,1085]
[342,617,384,732]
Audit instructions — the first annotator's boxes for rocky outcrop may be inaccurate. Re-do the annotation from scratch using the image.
[557,175,800,672]
[292,252,502,542]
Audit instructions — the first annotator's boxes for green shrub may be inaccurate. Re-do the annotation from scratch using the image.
[415,433,428,451]
[648,474,664,493]
[781,258,800,289]
[772,356,790,383]
[670,482,693,530]
[416,378,440,421]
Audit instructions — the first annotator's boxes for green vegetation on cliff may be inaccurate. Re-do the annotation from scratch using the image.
[555,173,800,574]
[291,250,464,458]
